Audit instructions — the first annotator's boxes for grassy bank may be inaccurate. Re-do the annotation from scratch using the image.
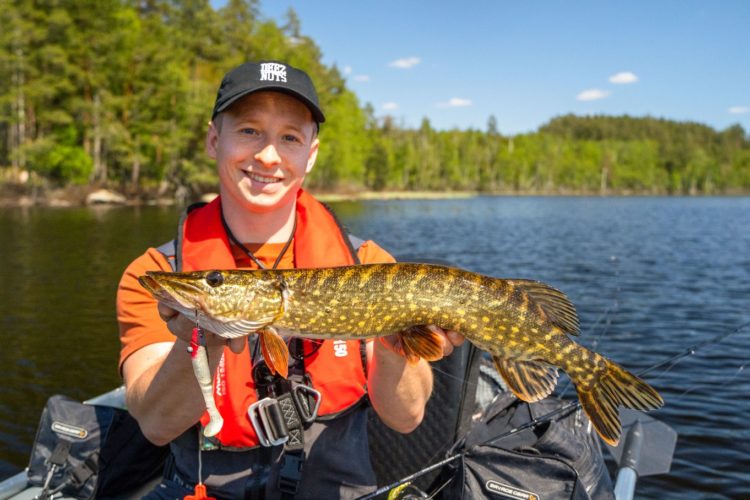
[3,181,749,208]
[312,190,478,202]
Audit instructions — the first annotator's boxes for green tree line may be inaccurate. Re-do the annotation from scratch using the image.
[2,0,749,198]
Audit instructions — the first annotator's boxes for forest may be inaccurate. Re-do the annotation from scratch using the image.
[2,0,749,200]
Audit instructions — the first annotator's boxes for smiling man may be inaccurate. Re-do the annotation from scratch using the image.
[116,61,464,499]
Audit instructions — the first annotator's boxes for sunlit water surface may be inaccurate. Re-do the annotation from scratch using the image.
[1,196,748,498]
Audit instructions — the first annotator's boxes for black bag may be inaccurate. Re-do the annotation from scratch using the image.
[27,394,169,499]
[435,393,615,500]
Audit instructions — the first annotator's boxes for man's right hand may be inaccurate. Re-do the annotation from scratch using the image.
[157,303,246,354]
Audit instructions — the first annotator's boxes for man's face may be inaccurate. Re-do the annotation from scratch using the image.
[206,91,319,215]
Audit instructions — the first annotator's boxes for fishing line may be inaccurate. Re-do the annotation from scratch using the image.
[410,360,483,463]
[558,256,623,398]
[585,302,617,351]
[638,320,750,378]
[671,362,748,401]
[556,300,618,399]
[423,287,623,470]
[357,401,581,500]
[428,364,480,388]
[588,256,622,353]
[358,320,750,500]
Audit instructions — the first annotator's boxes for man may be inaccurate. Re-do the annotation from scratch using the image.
[117,60,464,499]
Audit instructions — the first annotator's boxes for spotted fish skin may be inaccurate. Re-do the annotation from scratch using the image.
[139,262,663,445]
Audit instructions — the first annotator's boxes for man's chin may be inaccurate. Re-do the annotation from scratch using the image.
[240,189,298,214]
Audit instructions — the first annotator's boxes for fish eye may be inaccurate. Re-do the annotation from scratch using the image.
[206,271,224,287]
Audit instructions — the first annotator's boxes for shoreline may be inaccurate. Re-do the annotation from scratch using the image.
[311,190,478,202]
[1,184,749,208]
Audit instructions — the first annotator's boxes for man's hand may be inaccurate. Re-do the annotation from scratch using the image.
[367,325,465,434]
[124,303,246,445]
[157,303,245,354]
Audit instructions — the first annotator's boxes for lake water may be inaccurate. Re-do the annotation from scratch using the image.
[1,196,749,497]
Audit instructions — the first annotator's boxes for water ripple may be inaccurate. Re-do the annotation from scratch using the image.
[1,198,749,496]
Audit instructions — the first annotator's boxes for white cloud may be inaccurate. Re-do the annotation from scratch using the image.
[342,66,352,75]
[382,102,399,111]
[389,57,421,69]
[577,89,611,101]
[438,97,472,108]
[353,74,370,82]
[728,106,750,114]
[609,71,639,84]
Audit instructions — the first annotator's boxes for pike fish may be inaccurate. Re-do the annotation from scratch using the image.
[139,263,663,445]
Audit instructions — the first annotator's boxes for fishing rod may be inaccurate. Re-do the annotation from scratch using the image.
[357,319,750,500]
[356,401,580,500]
[556,299,619,398]
[636,319,750,378]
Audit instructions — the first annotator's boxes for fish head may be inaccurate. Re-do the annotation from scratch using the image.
[138,269,283,338]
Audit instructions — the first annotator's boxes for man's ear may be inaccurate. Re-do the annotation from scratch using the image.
[206,120,219,159]
[305,137,319,174]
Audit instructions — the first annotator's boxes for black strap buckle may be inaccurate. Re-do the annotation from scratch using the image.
[277,451,305,495]
[69,451,98,488]
[248,398,289,447]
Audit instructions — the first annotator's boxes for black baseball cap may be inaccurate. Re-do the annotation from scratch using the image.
[211,61,325,123]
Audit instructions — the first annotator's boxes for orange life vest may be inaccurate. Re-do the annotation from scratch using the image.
[179,190,368,448]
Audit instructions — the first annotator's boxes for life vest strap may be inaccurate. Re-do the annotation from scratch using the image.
[246,382,321,451]
[277,451,305,496]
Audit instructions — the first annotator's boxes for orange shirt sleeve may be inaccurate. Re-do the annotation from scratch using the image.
[117,248,175,371]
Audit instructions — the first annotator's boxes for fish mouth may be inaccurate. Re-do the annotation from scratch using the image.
[140,271,208,311]
[138,274,162,295]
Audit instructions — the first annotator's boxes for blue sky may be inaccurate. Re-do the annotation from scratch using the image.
[251,1,749,135]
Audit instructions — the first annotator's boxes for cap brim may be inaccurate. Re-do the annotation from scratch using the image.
[213,86,325,123]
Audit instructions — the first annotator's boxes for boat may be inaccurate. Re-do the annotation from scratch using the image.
[0,341,676,500]
[0,387,159,499]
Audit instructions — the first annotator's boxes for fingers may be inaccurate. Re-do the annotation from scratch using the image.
[157,304,193,342]
[446,330,466,347]
[377,334,405,356]
[441,336,455,357]
[157,303,179,323]
[157,304,192,340]
[424,325,465,357]
[227,337,247,354]
[156,302,247,355]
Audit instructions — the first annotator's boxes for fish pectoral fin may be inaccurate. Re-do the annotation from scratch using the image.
[260,326,289,379]
[493,356,559,402]
[399,325,445,363]
[507,279,580,336]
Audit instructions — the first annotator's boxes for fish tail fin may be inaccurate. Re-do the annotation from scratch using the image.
[572,354,664,446]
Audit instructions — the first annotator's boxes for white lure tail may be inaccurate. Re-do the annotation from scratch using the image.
[190,327,223,437]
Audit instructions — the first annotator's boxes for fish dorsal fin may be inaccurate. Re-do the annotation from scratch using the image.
[398,325,445,363]
[493,356,559,402]
[259,326,289,378]
[508,280,580,336]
